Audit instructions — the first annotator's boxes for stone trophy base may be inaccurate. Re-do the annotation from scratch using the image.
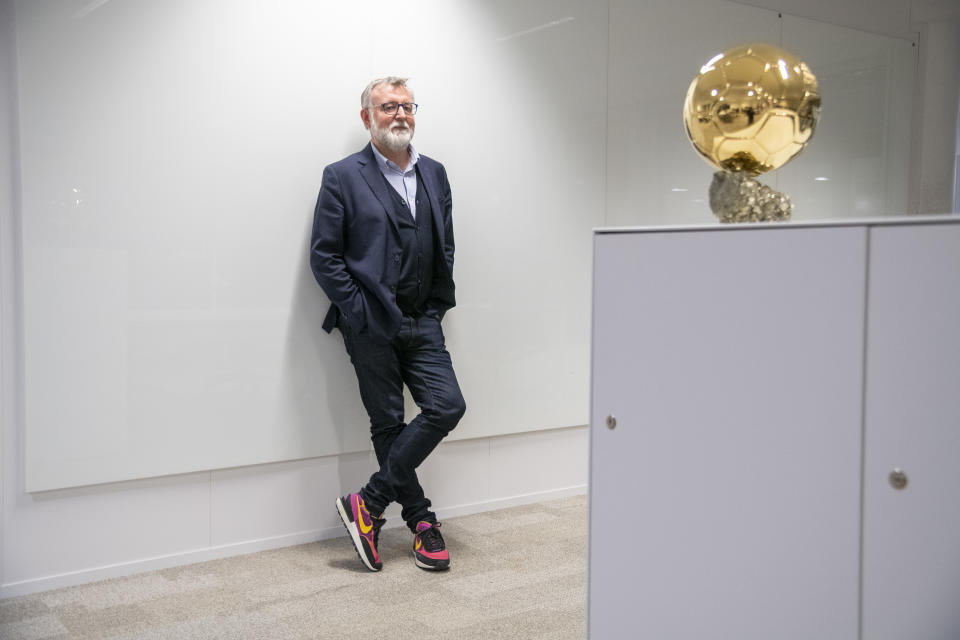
[709,170,793,223]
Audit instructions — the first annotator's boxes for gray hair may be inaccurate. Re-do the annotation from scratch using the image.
[361,77,414,109]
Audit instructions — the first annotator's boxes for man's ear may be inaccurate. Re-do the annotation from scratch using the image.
[360,107,371,129]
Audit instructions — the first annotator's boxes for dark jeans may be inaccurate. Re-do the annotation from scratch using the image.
[340,314,466,530]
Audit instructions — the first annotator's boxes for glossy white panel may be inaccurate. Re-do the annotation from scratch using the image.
[489,426,588,498]
[606,0,915,226]
[778,15,915,219]
[606,0,782,227]
[210,451,374,547]
[23,248,129,488]
[3,473,210,586]
[416,0,605,442]
[17,0,606,491]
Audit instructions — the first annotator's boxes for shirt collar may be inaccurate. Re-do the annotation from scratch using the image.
[370,142,419,174]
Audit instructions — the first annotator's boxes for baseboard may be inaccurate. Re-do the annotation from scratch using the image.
[435,484,587,521]
[0,484,587,599]
[0,528,323,599]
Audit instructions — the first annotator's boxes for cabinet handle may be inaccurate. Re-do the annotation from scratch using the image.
[889,468,908,490]
[606,415,617,430]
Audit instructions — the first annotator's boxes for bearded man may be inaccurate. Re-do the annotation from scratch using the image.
[310,77,465,572]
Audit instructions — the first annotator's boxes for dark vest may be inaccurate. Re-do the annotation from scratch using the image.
[390,170,435,315]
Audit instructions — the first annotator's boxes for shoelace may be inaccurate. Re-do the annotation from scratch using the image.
[418,523,444,552]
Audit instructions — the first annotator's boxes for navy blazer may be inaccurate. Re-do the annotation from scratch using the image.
[310,143,457,343]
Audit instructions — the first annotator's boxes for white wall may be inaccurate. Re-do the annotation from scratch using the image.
[3,0,957,598]
[0,12,592,575]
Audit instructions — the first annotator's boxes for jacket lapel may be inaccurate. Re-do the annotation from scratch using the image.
[358,144,401,235]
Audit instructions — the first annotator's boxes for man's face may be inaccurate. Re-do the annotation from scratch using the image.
[362,83,415,153]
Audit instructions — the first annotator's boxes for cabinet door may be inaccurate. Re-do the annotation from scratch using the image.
[589,227,866,640]
[862,223,960,640]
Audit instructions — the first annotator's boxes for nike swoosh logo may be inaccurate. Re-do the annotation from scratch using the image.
[356,498,373,535]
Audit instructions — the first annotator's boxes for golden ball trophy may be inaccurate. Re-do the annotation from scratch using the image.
[683,43,821,222]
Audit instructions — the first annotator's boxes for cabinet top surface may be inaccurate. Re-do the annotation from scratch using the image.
[594,214,960,235]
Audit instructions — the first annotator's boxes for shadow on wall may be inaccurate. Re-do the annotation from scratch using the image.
[281,203,371,465]
[282,125,377,481]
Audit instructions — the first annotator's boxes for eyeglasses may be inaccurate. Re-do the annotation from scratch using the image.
[374,102,418,116]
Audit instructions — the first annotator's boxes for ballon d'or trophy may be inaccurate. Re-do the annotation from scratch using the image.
[683,43,821,222]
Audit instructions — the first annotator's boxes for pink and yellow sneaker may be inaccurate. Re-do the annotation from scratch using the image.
[336,494,383,572]
[413,521,450,571]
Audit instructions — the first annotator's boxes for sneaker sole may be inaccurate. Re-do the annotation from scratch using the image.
[336,498,380,572]
[414,552,450,571]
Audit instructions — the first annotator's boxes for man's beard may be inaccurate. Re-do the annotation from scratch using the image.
[370,117,414,153]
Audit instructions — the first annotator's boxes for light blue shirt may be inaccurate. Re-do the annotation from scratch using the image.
[370,143,419,219]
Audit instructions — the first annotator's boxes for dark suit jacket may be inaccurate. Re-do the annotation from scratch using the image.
[310,143,456,343]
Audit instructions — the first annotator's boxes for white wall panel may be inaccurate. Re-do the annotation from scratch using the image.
[16,0,607,491]
[209,452,373,548]
[489,426,588,497]
[404,437,493,518]
[3,473,211,588]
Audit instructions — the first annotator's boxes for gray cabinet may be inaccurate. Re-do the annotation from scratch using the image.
[589,219,960,640]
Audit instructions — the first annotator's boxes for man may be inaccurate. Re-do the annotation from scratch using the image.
[310,77,466,572]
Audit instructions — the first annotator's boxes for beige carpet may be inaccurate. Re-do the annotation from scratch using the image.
[0,495,586,639]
